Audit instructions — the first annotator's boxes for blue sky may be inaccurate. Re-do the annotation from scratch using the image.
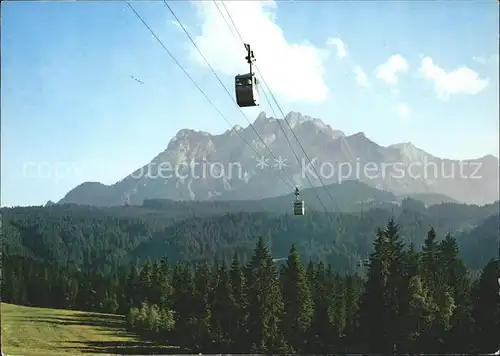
[1,0,498,207]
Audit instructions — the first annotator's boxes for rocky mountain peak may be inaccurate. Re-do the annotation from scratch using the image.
[390,142,415,150]
[253,111,268,124]
[389,142,429,161]
[174,128,210,139]
[479,154,499,162]
[282,111,344,139]
[168,128,211,148]
[285,111,312,128]
[350,132,366,139]
[58,111,499,207]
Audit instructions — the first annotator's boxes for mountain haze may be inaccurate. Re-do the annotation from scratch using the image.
[59,112,499,206]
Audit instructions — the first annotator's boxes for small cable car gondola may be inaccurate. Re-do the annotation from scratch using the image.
[235,43,260,107]
[293,187,305,216]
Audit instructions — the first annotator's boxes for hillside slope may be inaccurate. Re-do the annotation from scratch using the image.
[2,200,497,274]
[1,303,176,355]
[142,180,403,214]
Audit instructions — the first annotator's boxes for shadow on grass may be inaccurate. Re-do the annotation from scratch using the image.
[12,312,125,329]
[13,311,182,354]
[62,340,182,355]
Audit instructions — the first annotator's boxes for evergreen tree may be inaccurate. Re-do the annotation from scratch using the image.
[245,237,289,352]
[382,218,408,353]
[421,227,439,286]
[438,234,473,352]
[280,245,313,352]
[358,228,390,352]
[209,262,233,350]
[171,263,196,348]
[343,274,362,352]
[331,273,348,349]
[228,253,249,351]
[307,261,334,352]
[358,219,408,353]
[138,258,153,302]
[124,265,141,309]
[472,259,500,353]
[405,275,436,352]
[3,211,499,355]
[190,262,212,350]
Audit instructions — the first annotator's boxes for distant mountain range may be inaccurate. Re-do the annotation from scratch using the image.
[59,111,499,207]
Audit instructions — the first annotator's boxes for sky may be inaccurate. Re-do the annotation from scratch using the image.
[1,0,499,207]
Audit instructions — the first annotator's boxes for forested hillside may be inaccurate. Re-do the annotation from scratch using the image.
[2,222,499,354]
[141,179,481,214]
[142,180,404,213]
[1,199,498,274]
[2,199,498,353]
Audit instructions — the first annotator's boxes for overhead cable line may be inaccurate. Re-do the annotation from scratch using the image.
[216,0,341,214]
[163,0,298,192]
[216,1,350,262]
[125,2,295,196]
[219,0,340,213]
[210,0,321,203]
[210,0,331,215]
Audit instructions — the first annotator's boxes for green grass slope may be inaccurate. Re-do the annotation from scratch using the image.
[1,303,177,355]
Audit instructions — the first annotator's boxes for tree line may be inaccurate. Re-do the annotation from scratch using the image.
[2,203,498,276]
[2,219,499,354]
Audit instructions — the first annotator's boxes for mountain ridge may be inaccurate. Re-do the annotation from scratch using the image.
[59,111,499,206]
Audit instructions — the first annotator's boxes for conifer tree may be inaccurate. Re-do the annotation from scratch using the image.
[472,259,500,353]
[405,275,436,352]
[4,212,500,355]
[438,234,473,352]
[188,262,212,351]
[358,219,408,353]
[331,273,348,348]
[138,258,153,303]
[280,245,313,351]
[158,257,173,311]
[421,227,439,286]
[245,237,288,352]
[343,274,362,351]
[209,262,233,350]
[307,261,334,352]
[171,262,196,348]
[125,264,141,309]
[383,218,408,352]
[358,228,390,352]
[229,253,248,351]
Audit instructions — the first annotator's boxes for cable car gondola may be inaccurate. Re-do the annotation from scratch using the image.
[293,187,305,216]
[235,43,260,107]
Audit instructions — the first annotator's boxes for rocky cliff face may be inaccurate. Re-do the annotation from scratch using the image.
[59,111,499,206]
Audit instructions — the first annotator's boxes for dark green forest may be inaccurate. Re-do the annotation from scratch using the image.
[1,199,498,273]
[1,200,499,353]
[2,223,499,353]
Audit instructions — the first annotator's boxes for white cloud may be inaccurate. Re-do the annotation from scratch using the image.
[395,102,410,117]
[352,66,369,87]
[375,54,409,85]
[327,37,347,59]
[189,0,329,103]
[419,57,489,100]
